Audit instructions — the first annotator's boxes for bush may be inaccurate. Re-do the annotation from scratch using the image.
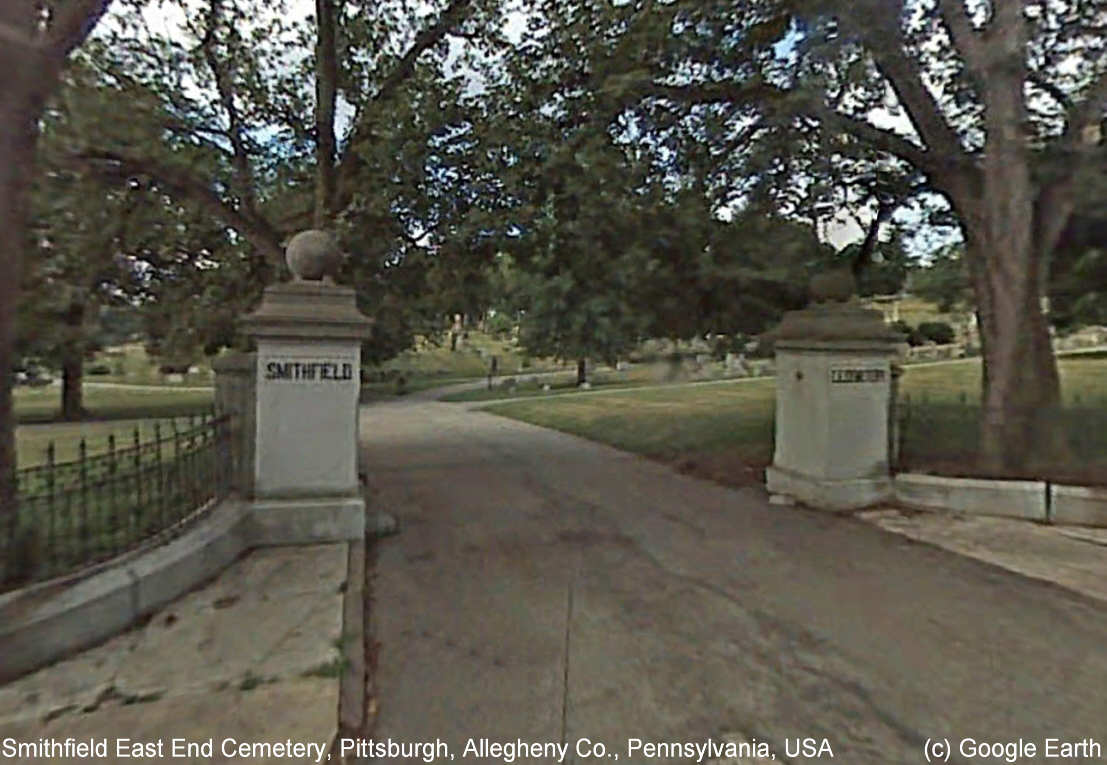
[485,312,515,339]
[87,364,112,376]
[891,320,926,347]
[917,321,956,345]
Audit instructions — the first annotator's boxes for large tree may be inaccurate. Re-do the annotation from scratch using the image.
[754,1,1106,470]
[2,0,115,539]
[517,0,1107,471]
[68,0,510,345]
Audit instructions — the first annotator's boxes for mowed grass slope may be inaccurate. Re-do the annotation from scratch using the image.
[485,357,1107,486]
[486,378,778,486]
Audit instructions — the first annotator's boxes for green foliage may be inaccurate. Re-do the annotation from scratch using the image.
[1049,215,1107,332]
[52,0,518,368]
[484,311,515,339]
[910,246,971,313]
[891,320,923,347]
[832,236,916,297]
[917,321,955,345]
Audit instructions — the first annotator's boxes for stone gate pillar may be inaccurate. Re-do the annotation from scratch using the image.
[239,230,373,544]
[765,271,904,510]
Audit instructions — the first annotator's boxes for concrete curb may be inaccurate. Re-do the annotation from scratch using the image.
[894,473,1048,522]
[1051,484,1107,527]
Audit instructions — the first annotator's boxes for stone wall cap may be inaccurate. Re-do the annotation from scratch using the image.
[766,301,905,344]
[240,281,373,341]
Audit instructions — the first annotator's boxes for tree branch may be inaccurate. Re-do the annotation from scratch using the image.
[70,149,284,263]
[815,108,935,172]
[843,1,966,161]
[371,0,473,109]
[333,0,476,214]
[200,0,256,210]
[46,0,114,61]
[314,0,338,228]
[937,0,984,73]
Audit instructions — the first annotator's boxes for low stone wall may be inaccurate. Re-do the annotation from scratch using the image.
[1051,485,1107,527]
[1054,327,1107,351]
[894,474,1047,521]
[904,343,966,362]
[0,500,250,683]
[0,494,370,683]
[893,474,1107,528]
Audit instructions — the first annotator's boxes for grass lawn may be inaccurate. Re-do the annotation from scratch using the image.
[484,357,1107,487]
[89,343,215,386]
[11,418,225,588]
[440,361,776,403]
[15,384,214,424]
[378,332,568,380]
[486,378,778,487]
[15,386,214,468]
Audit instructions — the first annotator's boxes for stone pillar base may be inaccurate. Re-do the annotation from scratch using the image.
[766,466,892,511]
[249,496,365,545]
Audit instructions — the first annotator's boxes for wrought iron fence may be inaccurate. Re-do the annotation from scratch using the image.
[894,393,1107,484]
[3,412,232,591]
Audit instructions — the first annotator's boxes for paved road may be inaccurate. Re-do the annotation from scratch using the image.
[359,393,1107,764]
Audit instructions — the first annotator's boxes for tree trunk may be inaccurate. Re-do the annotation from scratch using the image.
[0,75,40,554]
[313,0,338,228]
[60,300,88,421]
[953,13,1065,475]
[969,235,1063,473]
[61,356,86,421]
[0,0,113,580]
[576,358,587,386]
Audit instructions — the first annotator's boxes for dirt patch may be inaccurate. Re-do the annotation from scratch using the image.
[663,449,768,489]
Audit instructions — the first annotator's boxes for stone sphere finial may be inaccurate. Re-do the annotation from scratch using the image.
[809,267,857,304]
[285,229,345,282]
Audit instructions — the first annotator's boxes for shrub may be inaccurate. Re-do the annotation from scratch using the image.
[918,321,956,345]
[890,320,913,337]
[485,312,515,339]
[87,364,112,376]
[891,320,926,346]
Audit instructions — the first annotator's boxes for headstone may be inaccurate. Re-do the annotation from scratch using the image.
[238,230,373,544]
[764,269,903,510]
